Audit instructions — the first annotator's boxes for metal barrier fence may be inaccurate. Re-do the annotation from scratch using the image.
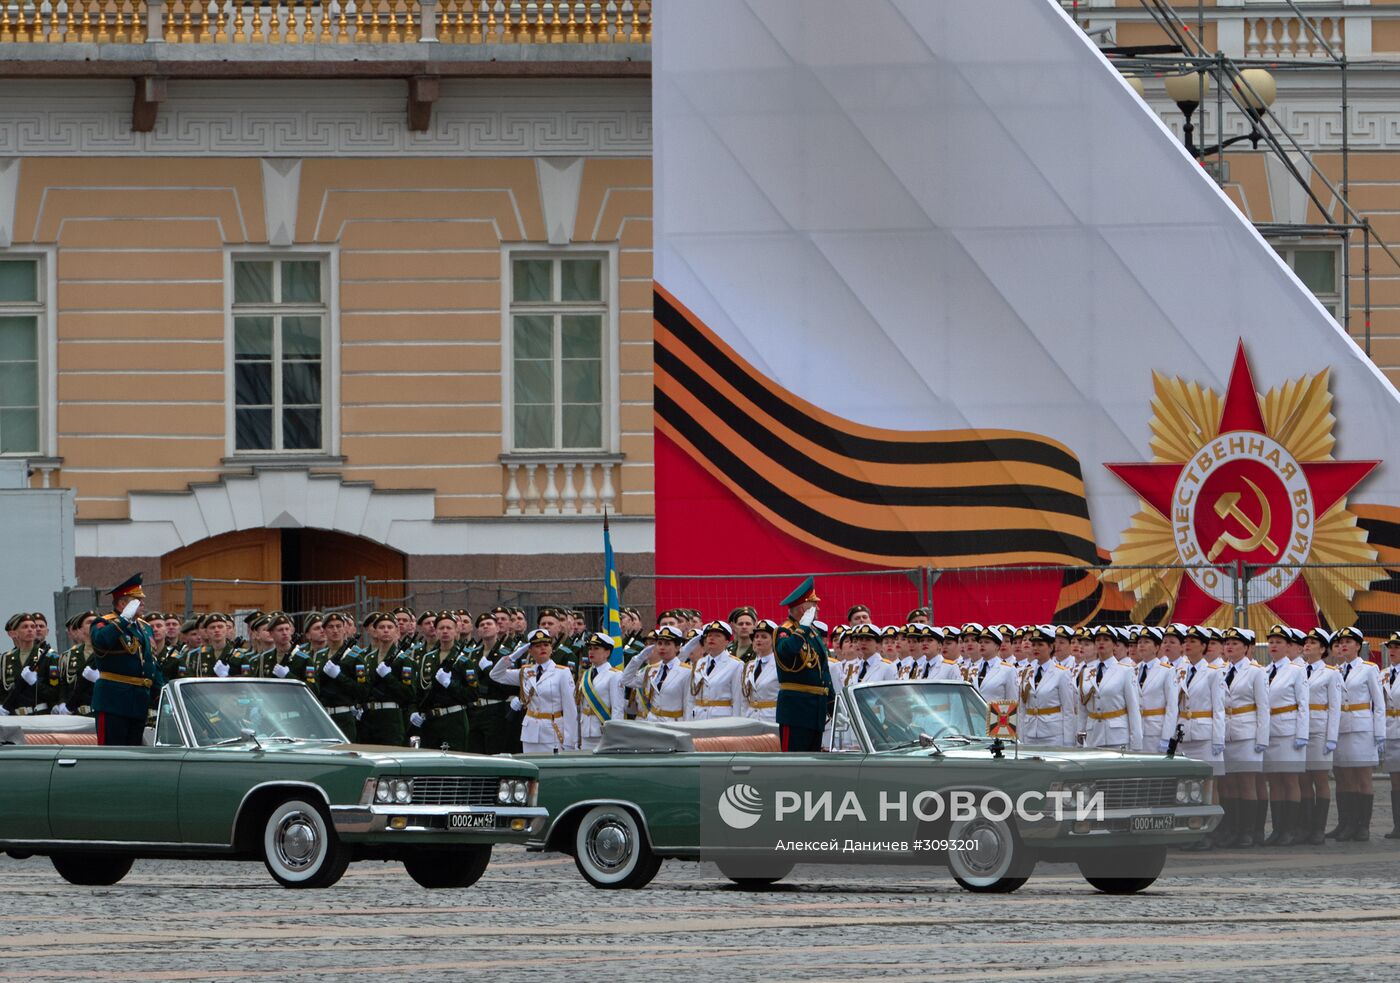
[60,561,1400,644]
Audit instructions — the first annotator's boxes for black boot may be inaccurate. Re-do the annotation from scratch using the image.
[1263,799,1288,846]
[1326,791,1351,839]
[1213,797,1237,847]
[1386,788,1400,839]
[1283,798,1308,847]
[1345,793,1373,842]
[1309,797,1331,845]
[1235,799,1257,848]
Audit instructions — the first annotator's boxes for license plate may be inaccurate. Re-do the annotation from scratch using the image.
[449,812,495,830]
[1130,814,1175,831]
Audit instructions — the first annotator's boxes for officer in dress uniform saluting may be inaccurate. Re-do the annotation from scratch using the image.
[87,574,165,746]
[774,577,835,753]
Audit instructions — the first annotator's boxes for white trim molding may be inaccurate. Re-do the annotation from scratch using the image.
[0,79,652,158]
[74,467,654,557]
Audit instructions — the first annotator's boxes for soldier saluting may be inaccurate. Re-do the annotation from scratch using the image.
[774,577,835,753]
[88,574,165,746]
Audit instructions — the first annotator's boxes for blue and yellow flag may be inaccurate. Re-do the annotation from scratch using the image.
[603,510,623,666]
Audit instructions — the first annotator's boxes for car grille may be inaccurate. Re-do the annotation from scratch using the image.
[411,776,499,806]
[1093,777,1178,810]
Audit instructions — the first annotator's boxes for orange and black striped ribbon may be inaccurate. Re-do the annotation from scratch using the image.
[654,286,1099,568]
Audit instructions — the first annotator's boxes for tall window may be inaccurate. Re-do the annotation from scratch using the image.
[232,257,326,452]
[0,258,41,455]
[1274,243,1341,320]
[508,254,609,451]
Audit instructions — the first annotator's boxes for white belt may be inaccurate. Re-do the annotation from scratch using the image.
[431,704,466,717]
[365,702,400,711]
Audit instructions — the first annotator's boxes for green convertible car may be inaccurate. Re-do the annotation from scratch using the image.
[524,679,1221,894]
[0,678,546,889]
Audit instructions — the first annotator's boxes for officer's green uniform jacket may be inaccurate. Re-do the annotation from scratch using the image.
[158,644,186,685]
[89,614,165,720]
[408,643,472,751]
[60,644,97,715]
[185,644,243,679]
[287,645,321,694]
[2,645,64,714]
[361,645,414,744]
[318,642,367,712]
[0,647,24,707]
[552,634,580,672]
[773,619,835,731]
[234,648,277,678]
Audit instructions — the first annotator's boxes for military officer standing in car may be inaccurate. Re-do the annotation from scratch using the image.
[774,577,835,753]
[87,574,165,746]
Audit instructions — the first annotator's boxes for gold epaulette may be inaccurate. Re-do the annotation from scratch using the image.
[880,657,893,664]
[678,661,692,670]
[1002,659,1016,667]
[1054,662,1069,671]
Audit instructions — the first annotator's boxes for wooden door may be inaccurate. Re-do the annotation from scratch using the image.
[161,529,281,616]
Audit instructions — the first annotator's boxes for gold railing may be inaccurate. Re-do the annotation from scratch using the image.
[0,0,651,44]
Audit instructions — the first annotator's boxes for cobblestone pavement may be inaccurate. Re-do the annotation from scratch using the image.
[5,830,1399,983]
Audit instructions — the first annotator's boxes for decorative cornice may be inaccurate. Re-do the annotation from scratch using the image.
[0,78,651,157]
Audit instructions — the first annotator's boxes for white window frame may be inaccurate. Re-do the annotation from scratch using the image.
[1272,240,1343,321]
[500,244,620,455]
[224,247,339,459]
[0,247,56,458]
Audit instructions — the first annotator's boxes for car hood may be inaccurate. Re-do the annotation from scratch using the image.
[227,741,537,776]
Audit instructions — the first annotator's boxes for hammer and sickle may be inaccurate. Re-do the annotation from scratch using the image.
[1206,476,1279,561]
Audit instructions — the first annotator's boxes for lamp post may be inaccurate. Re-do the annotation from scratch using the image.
[1163,67,1277,158]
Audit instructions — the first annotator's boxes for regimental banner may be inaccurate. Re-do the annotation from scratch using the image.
[652,0,1400,634]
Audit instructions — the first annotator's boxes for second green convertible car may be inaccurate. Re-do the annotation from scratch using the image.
[524,679,1221,894]
[0,678,546,889]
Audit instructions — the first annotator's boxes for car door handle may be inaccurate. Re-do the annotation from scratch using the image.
[731,765,751,774]
[57,759,77,767]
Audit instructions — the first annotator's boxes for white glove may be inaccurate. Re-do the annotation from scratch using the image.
[410,712,425,728]
[434,667,453,688]
[375,662,391,678]
[479,657,493,670]
[352,707,364,721]
[322,661,341,679]
[1293,737,1309,751]
[0,706,9,716]
[272,664,289,679]
[54,703,69,715]
[20,666,37,686]
[1325,740,1337,754]
[213,660,229,678]
[1156,739,1170,753]
[1253,743,1267,754]
[509,696,523,712]
[798,605,816,627]
[121,599,141,620]
[1211,743,1225,756]
[82,665,100,683]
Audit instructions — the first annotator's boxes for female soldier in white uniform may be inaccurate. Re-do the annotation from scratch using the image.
[1300,628,1341,845]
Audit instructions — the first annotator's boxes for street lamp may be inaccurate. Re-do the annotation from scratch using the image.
[1165,67,1277,158]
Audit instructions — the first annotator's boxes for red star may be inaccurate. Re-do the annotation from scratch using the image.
[1106,340,1377,624]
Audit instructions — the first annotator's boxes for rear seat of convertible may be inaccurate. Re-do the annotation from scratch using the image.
[691,733,782,753]
[24,733,100,745]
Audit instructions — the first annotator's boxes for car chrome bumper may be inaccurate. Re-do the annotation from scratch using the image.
[329,803,548,837]
[1020,804,1222,840]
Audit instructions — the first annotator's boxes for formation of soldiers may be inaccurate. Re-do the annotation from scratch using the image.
[5,600,1399,845]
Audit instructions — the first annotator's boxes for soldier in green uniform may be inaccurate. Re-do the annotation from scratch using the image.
[60,612,99,717]
[0,613,39,713]
[287,613,325,694]
[391,607,417,654]
[360,612,413,746]
[774,577,835,753]
[729,606,758,663]
[184,613,236,678]
[1,614,65,717]
[88,574,165,746]
[316,612,365,741]
[461,610,514,755]
[537,608,578,672]
[262,614,300,680]
[408,613,471,752]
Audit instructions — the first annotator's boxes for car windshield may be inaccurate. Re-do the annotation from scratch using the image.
[853,682,990,751]
[178,681,346,747]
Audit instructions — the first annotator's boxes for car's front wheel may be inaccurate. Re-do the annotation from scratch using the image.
[50,852,133,886]
[573,804,661,889]
[1078,846,1167,894]
[946,814,1034,893]
[404,846,492,889]
[261,797,350,889]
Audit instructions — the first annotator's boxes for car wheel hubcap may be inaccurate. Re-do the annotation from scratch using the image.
[276,812,320,871]
[960,822,1008,878]
[588,819,632,871]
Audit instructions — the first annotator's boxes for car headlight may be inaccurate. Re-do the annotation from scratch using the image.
[375,778,393,804]
[498,780,513,804]
[1189,779,1204,804]
[392,778,413,804]
[1176,779,1205,804]
[512,781,528,805]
